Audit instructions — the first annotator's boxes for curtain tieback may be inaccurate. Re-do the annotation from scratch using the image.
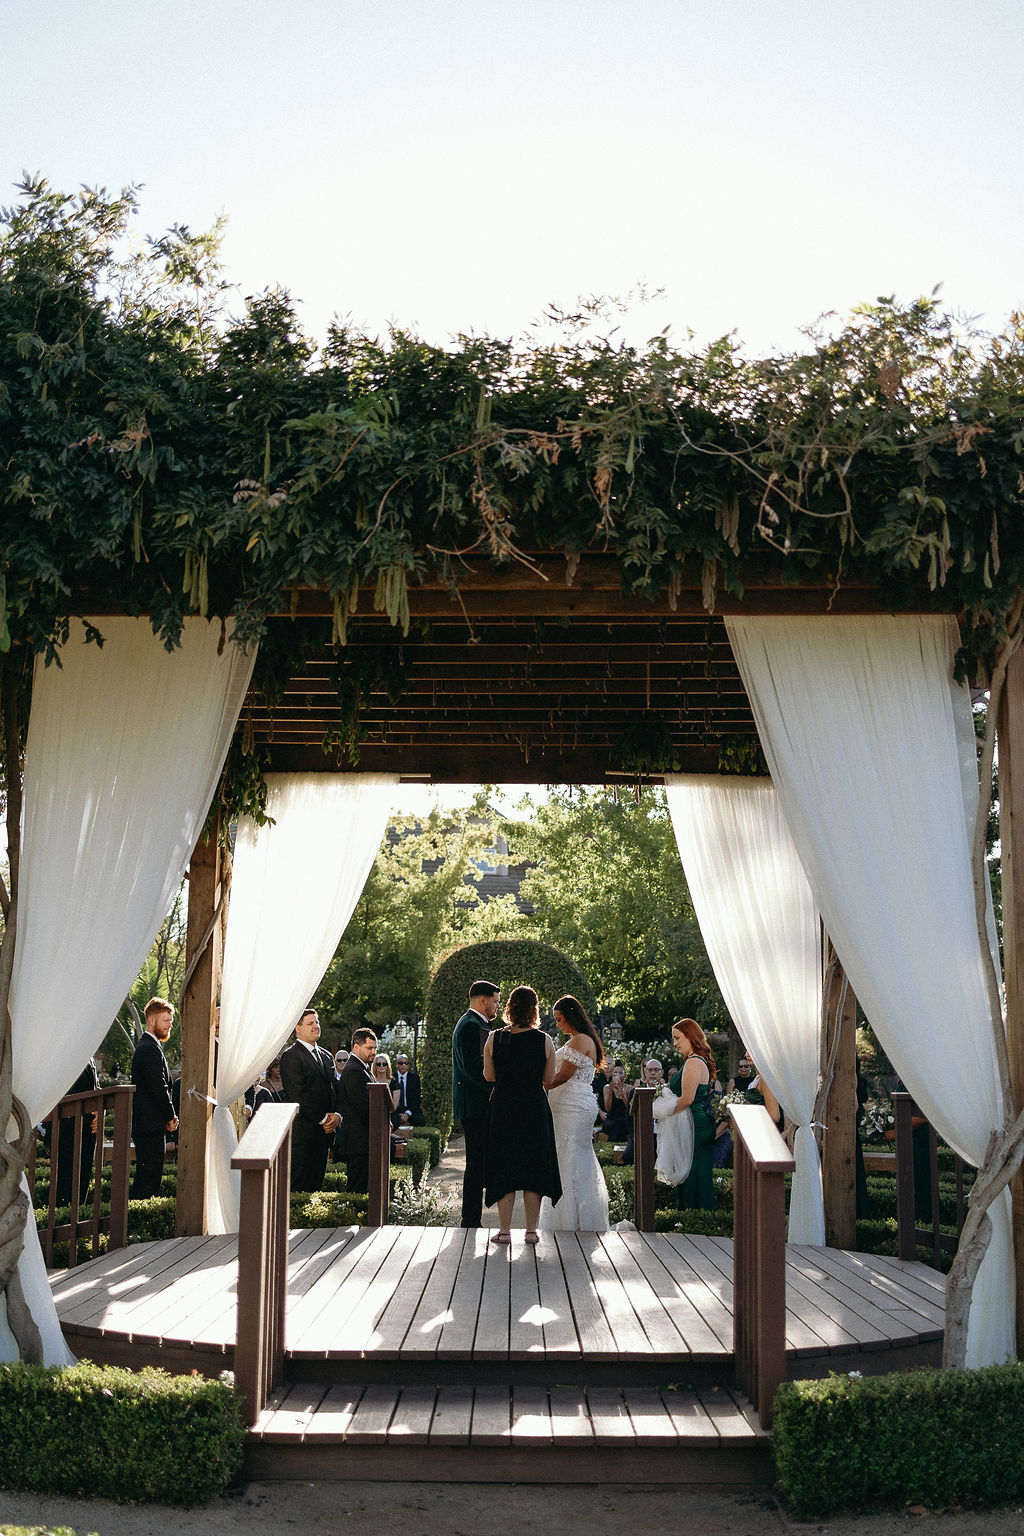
[187,1085,218,1107]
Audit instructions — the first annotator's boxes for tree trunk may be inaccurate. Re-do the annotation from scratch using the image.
[0,655,43,1361]
[943,602,1024,1368]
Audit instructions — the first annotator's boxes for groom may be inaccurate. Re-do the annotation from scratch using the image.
[451,979,500,1228]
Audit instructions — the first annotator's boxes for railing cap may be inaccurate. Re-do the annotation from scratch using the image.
[729,1102,794,1172]
[231,1102,298,1170]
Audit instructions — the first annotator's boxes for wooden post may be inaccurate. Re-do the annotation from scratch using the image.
[730,1103,794,1429]
[233,1102,297,1426]
[821,943,858,1250]
[176,815,221,1237]
[997,646,1024,1348]
[631,1085,657,1231]
[367,1082,392,1227]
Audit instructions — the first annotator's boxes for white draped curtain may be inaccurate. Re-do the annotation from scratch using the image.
[665,775,824,1243]
[727,613,1012,1367]
[3,617,255,1364]
[206,772,399,1233]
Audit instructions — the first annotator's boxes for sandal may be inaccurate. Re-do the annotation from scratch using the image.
[491,1230,511,1244]
[525,1230,540,1244]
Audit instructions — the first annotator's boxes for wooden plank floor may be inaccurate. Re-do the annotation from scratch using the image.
[242,1380,774,1483]
[50,1225,944,1386]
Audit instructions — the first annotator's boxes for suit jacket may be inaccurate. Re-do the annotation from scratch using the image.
[335,1053,373,1155]
[131,1032,174,1134]
[279,1040,337,1132]
[452,1009,492,1122]
[393,1068,424,1125]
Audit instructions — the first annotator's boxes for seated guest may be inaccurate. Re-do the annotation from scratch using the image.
[598,1064,633,1142]
[616,1060,664,1165]
[244,1056,285,1119]
[392,1052,425,1128]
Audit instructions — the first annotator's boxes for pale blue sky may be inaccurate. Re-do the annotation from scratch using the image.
[4,0,1022,355]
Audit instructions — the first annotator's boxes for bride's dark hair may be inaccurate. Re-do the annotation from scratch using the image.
[553,994,607,1070]
[503,985,539,1030]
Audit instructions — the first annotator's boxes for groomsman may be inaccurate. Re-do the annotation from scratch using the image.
[392,1052,424,1128]
[130,998,178,1199]
[279,1008,340,1193]
[452,979,500,1228]
[335,1029,378,1194]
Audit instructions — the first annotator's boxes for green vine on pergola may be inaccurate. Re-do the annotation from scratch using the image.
[3,177,1024,797]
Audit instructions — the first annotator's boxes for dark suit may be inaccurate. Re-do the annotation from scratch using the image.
[452,1009,492,1228]
[335,1053,374,1194]
[392,1068,424,1128]
[131,1032,175,1199]
[280,1039,338,1193]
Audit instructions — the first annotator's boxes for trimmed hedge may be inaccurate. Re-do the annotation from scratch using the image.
[774,1364,1024,1518]
[423,939,598,1139]
[0,1360,245,1505]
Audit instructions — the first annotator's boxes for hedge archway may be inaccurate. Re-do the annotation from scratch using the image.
[421,939,598,1140]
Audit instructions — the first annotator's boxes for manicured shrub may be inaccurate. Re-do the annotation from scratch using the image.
[290,1189,364,1227]
[413,1124,444,1168]
[422,939,598,1138]
[774,1364,1024,1519]
[0,1360,245,1505]
[654,1208,733,1236]
[127,1196,177,1242]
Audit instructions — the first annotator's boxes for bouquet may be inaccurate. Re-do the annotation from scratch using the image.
[715,1088,749,1122]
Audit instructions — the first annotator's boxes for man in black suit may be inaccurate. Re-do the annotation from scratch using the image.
[392,1052,424,1129]
[334,1028,378,1194]
[279,1008,340,1193]
[130,997,179,1199]
[451,979,500,1228]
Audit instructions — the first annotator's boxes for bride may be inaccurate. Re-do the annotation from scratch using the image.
[538,994,610,1232]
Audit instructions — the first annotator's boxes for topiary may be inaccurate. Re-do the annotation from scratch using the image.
[422,939,598,1140]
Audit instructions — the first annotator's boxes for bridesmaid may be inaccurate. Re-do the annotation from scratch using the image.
[667,1017,717,1210]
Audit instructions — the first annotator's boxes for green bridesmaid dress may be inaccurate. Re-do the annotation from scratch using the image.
[669,1071,716,1211]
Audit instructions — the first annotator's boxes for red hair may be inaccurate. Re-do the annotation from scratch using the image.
[672,1017,715,1082]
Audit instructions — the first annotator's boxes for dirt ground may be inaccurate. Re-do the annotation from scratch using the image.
[3,1480,1024,1536]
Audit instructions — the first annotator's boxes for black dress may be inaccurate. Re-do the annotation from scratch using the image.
[484,1029,562,1208]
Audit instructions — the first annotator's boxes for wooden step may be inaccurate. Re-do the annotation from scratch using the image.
[244,1382,772,1484]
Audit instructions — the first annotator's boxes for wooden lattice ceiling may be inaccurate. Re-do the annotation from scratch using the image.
[244,558,926,782]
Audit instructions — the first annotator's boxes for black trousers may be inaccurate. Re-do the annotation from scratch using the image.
[290,1124,331,1194]
[345,1149,369,1196]
[461,1114,489,1228]
[132,1131,166,1199]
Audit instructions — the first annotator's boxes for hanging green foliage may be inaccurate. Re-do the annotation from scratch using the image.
[4,178,1024,703]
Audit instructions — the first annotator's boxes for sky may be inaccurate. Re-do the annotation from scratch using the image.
[3,0,1023,361]
[3,0,1022,813]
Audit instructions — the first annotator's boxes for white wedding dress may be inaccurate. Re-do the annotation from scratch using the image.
[539,1044,610,1232]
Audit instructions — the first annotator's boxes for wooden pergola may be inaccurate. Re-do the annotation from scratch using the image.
[175,558,940,1262]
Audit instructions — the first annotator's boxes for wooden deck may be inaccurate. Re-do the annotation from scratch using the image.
[49,1224,944,1482]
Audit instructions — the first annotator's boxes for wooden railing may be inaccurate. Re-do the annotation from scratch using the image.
[892,1091,969,1265]
[730,1102,794,1430]
[232,1101,297,1426]
[29,1084,134,1267]
[630,1085,657,1230]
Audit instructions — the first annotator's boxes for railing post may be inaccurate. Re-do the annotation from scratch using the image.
[232,1102,298,1427]
[367,1081,392,1226]
[893,1091,917,1261]
[730,1103,794,1431]
[108,1084,134,1252]
[631,1086,657,1231]
[35,1084,133,1267]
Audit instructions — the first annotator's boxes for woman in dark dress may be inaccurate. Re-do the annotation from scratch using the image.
[667,1017,717,1211]
[483,984,561,1244]
[599,1065,633,1142]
